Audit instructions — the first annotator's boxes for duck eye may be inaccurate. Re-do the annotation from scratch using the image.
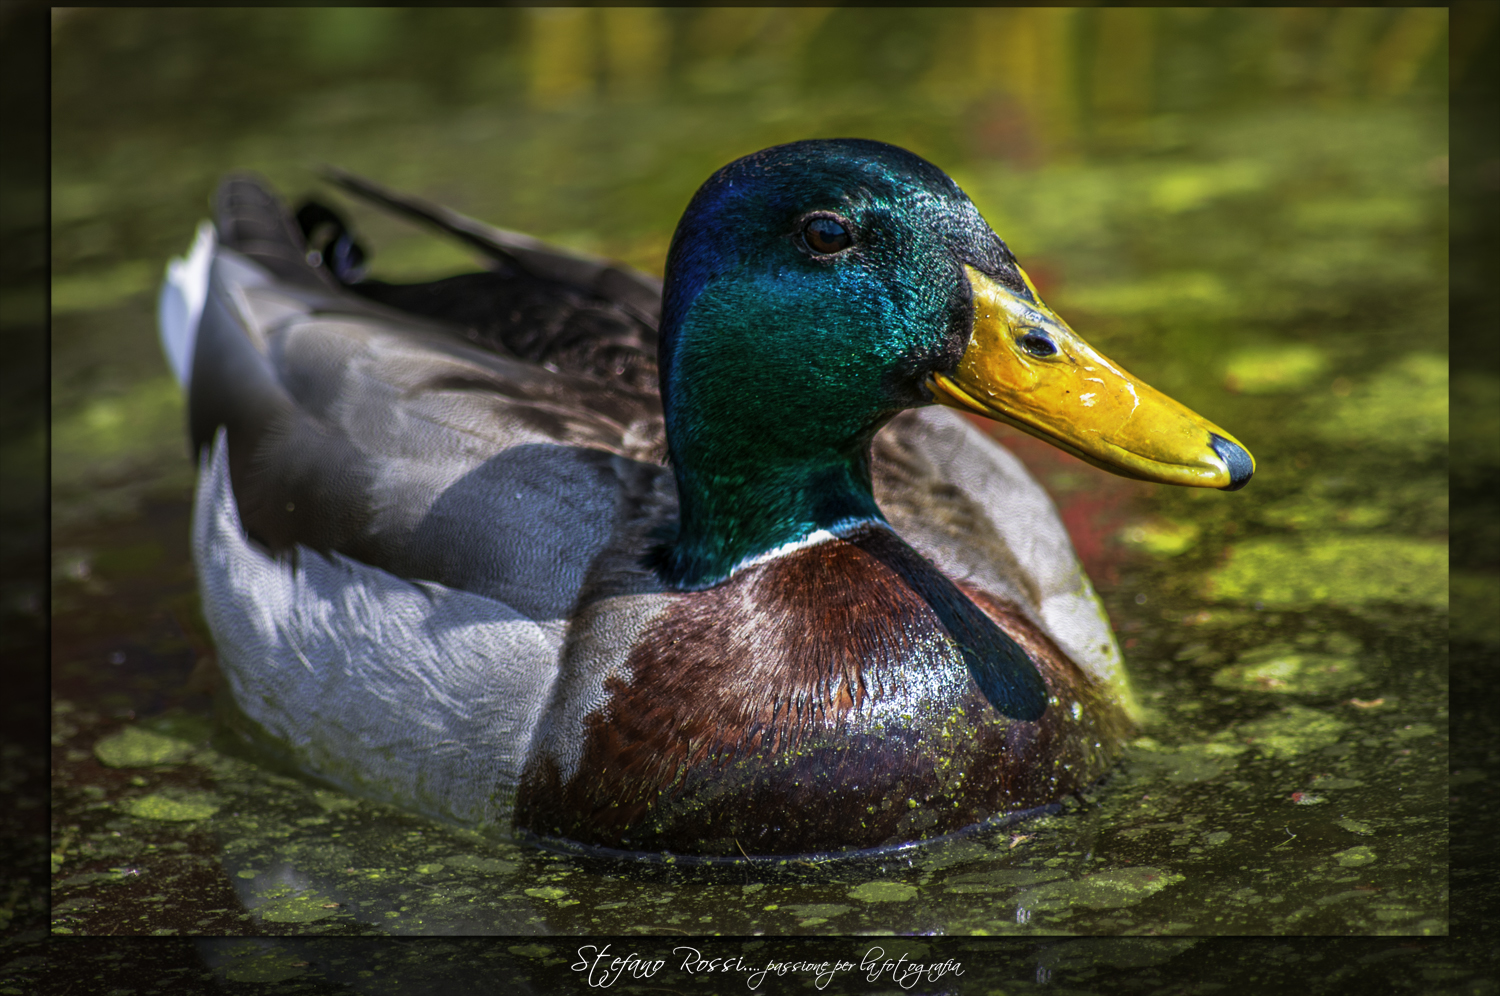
[803,217,852,255]
[1019,331,1058,357]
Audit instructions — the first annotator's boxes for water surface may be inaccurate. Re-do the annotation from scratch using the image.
[50,8,1450,944]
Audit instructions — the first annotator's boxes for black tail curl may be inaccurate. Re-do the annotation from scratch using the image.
[295,201,368,285]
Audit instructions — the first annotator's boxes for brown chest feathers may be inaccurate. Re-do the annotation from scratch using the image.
[516,526,1133,857]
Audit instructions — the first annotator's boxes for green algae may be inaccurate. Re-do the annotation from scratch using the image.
[121,791,220,822]
[1309,775,1366,790]
[1150,160,1270,213]
[311,788,363,813]
[94,725,196,768]
[51,376,196,531]
[1334,846,1378,868]
[1017,867,1185,911]
[443,854,517,876]
[1211,644,1364,697]
[1227,705,1349,759]
[783,903,852,926]
[1128,739,1248,784]
[257,892,345,924]
[1204,535,1447,609]
[1061,270,1236,318]
[1258,493,1392,531]
[1120,520,1200,557]
[1291,195,1425,234]
[849,881,918,903]
[1223,345,1328,394]
[1312,353,1447,451]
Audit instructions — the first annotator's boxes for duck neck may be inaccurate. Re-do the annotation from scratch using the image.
[660,435,887,590]
[655,277,915,589]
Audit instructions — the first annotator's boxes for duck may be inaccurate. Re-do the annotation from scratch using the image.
[159,139,1253,860]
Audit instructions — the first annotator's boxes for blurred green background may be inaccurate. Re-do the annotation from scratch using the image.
[48,6,1462,536]
[27,3,1498,976]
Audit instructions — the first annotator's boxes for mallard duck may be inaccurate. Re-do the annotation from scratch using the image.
[159,140,1252,859]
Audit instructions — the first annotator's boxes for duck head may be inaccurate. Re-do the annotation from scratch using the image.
[657,139,1252,590]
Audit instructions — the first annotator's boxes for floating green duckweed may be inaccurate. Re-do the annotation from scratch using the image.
[1291,195,1424,233]
[1211,645,1363,696]
[1230,706,1349,758]
[52,377,195,530]
[1223,345,1327,394]
[94,726,196,768]
[257,892,343,924]
[1150,160,1269,213]
[1120,520,1200,557]
[1204,535,1447,609]
[1334,846,1377,868]
[784,903,851,926]
[1259,493,1391,531]
[1061,271,1235,317]
[121,792,219,822]
[1129,740,1248,784]
[1182,608,1260,629]
[1313,353,1447,450]
[444,854,516,875]
[1310,775,1366,790]
[311,788,362,812]
[1017,867,1185,911]
[850,881,918,903]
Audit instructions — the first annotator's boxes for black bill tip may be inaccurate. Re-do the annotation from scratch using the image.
[1210,433,1254,491]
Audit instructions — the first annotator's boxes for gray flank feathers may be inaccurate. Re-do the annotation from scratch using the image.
[194,430,561,828]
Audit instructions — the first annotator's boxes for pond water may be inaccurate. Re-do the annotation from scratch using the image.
[49,8,1453,954]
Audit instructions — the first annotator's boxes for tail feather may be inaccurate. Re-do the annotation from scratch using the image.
[214,174,340,291]
[158,220,216,389]
[319,165,661,326]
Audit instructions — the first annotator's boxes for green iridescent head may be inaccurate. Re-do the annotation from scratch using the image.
[655,139,1252,589]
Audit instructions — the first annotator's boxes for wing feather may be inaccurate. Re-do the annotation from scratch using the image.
[194,430,561,827]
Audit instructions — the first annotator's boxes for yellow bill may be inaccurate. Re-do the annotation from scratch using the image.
[930,265,1254,490]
